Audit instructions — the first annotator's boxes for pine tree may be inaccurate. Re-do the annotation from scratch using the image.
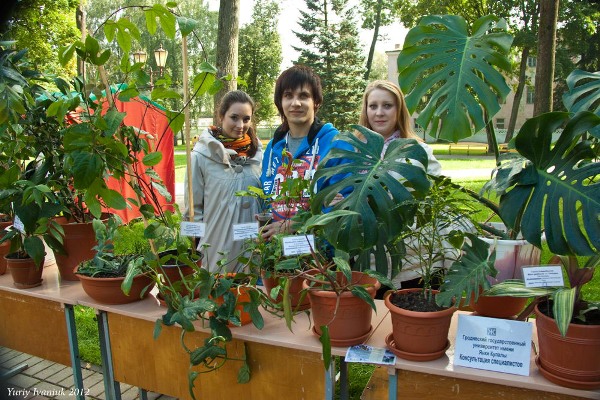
[294,0,365,131]
[239,1,282,125]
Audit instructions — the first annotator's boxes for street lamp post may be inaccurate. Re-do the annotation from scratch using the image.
[132,45,168,89]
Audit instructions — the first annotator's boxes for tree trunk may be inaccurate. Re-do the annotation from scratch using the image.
[533,0,559,116]
[505,46,530,143]
[213,0,240,123]
[364,0,383,81]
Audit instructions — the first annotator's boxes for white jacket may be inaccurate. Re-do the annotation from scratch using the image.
[184,129,262,272]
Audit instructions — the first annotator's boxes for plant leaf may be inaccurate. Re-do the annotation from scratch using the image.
[492,111,600,255]
[398,15,513,142]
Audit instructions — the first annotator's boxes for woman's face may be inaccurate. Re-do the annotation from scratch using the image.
[221,102,253,139]
[366,88,398,139]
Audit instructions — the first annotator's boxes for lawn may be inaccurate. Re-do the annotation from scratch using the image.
[75,156,599,399]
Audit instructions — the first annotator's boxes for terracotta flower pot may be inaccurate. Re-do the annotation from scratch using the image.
[54,220,97,281]
[384,288,455,361]
[78,272,154,305]
[534,304,600,390]
[469,292,528,319]
[213,285,253,326]
[261,270,313,311]
[304,271,380,347]
[6,254,44,288]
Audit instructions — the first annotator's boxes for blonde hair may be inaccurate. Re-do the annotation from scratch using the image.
[359,80,420,140]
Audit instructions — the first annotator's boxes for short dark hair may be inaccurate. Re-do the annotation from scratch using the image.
[274,65,323,131]
[217,90,259,158]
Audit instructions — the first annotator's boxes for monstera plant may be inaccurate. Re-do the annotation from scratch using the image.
[310,125,432,276]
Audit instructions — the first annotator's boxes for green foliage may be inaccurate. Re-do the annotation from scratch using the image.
[310,125,430,273]
[436,234,497,308]
[398,15,513,142]
[4,0,79,79]
[158,269,265,400]
[294,0,365,131]
[483,111,600,255]
[238,1,282,125]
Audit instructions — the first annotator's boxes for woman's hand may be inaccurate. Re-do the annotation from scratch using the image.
[260,219,292,241]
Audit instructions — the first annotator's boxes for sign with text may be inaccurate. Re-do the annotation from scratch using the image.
[232,223,259,241]
[180,221,206,238]
[523,265,564,288]
[282,234,315,256]
[454,314,532,376]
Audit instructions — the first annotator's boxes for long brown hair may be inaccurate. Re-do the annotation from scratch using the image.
[359,80,420,140]
[217,90,259,158]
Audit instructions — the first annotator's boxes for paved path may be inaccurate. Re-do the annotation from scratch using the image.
[0,347,176,400]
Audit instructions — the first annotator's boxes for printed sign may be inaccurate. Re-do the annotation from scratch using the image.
[345,345,396,366]
[180,221,205,237]
[522,265,564,288]
[454,314,532,376]
[282,234,315,256]
[232,222,259,241]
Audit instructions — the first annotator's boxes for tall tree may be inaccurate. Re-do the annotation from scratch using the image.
[214,0,240,122]
[360,0,396,80]
[294,0,365,131]
[534,0,559,115]
[4,0,80,78]
[238,1,282,125]
[504,0,538,143]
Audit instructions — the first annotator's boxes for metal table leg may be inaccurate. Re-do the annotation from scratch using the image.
[64,304,85,400]
[97,311,122,400]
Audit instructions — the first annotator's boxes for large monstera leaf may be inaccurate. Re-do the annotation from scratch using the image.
[563,69,600,136]
[488,111,600,256]
[398,15,513,142]
[310,125,431,266]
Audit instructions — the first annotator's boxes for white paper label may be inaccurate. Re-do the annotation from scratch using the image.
[282,234,315,256]
[232,222,259,241]
[522,265,564,288]
[13,215,24,233]
[454,314,532,376]
[180,221,205,237]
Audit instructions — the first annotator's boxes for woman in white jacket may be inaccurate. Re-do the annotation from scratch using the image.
[184,91,262,272]
[359,80,455,290]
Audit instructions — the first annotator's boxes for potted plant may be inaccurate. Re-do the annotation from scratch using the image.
[478,109,600,389]
[394,13,600,387]
[155,267,266,400]
[393,14,552,319]
[75,215,155,304]
[382,177,482,361]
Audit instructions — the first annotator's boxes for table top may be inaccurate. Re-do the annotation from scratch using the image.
[2,264,599,398]
[367,309,600,399]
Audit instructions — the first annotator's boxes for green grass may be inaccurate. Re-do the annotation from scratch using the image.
[75,305,101,366]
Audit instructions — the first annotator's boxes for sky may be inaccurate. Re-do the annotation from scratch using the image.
[208,0,408,70]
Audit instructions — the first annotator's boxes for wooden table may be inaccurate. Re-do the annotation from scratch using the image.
[0,264,87,399]
[362,310,600,400]
[77,286,390,400]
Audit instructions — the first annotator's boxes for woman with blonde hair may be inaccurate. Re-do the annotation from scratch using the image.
[359,80,441,175]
